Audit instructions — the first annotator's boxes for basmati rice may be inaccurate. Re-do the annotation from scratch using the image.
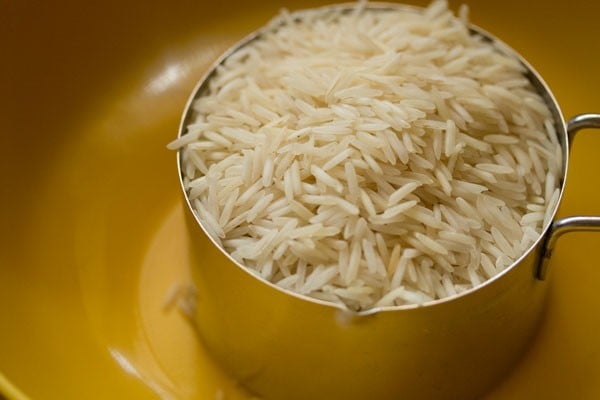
[170,0,563,310]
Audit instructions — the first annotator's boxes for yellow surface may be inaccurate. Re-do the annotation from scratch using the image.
[2,0,600,399]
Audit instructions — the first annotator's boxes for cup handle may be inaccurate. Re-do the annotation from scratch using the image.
[537,113,600,280]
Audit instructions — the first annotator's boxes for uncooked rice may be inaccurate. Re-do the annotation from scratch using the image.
[169,0,563,310]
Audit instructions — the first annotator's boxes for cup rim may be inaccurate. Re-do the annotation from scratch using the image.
[175,2,569,315]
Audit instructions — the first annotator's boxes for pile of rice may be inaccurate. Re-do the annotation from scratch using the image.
[169,0,562,310]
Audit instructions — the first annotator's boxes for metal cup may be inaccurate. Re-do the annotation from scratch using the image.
[176,3,600,399]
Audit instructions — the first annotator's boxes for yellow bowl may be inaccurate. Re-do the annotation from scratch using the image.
[3,0,600,399]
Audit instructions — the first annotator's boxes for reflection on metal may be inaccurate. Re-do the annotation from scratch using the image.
[538,216,600,280]
[537,113,600,280]
[567,113,600,147]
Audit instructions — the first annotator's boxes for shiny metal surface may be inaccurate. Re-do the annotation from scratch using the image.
[177,3,576,399]
[185,204,548,400]
[544,216,600,265]
[536,114,600,280]
[567,113,600,146]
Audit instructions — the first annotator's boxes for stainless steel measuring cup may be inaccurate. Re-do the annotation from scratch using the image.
[176,3,600,399]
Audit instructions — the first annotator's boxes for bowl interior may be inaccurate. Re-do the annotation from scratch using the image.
[3,0,600,399]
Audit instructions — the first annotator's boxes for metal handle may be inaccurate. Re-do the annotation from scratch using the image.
[565,113,600,146]
[537,113,600,280]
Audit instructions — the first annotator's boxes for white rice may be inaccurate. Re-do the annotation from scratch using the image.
[170,0,563,310]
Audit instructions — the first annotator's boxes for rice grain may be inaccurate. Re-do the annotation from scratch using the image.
[172,0,563,310]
